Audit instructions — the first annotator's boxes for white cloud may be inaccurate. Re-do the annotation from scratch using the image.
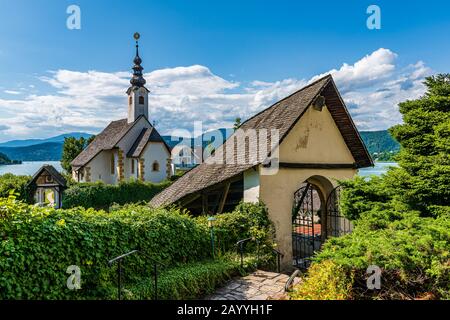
[4,90,21,95]
[0,48,433,142]
[311,48,399,93]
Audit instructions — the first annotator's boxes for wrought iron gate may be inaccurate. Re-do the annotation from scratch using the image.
[292,183,322,269]
[292,184,352,269]
[325,186,352,238]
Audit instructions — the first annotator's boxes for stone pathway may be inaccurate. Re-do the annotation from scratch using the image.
[205,270,300,300]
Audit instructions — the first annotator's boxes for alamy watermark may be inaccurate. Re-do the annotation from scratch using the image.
[367,5,381,30]
[66,265,82,290]
[366,265,382,290]
[169,121,280,175]
[66,5,81,30]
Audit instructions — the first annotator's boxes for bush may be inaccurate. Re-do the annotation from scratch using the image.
[0,198,272,299]
[290,260,353,300]
[62,179,172,210]
[0,173,32,203]
[196,201,275,254]
[125,257,250,300]
[310,210,450,299]
[0,198,210,299]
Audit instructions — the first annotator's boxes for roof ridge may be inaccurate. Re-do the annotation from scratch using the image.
[239,74,332,127]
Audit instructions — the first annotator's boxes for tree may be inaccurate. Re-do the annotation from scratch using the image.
[388,74,450,214]
[61,135,95,173]
[233,117,241,131]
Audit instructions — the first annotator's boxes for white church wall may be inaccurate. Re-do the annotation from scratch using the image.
[142,142,170,183]
[87,149,115,184]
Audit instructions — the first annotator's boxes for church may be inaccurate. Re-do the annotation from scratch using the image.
[71,34,172,184]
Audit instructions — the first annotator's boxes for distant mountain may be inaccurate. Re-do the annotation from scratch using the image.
[0,132,93,148]
[359,130,400,161]
[0,152,21,165]
[0,142,63,161]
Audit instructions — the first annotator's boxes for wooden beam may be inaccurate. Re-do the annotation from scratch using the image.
[277,162,358,169]
[217,182,231,214]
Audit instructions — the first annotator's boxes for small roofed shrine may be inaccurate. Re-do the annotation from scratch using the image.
[27,165,67,209]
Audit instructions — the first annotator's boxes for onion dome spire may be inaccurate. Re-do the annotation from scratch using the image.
[130,32,146,88]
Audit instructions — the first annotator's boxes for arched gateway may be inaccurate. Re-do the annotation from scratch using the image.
[151,74,373,270]
[292,178,351,269]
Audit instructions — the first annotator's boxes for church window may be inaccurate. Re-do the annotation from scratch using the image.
[139,96,145,105]
[152,161,160,172]
[129,96,132,105]
[131,159,135,174]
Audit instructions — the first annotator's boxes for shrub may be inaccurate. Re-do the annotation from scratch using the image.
[196,201,275,254]
[0,197,272,300]
[0,173,32,203]
[290,260,353,300]
[124,257,251,300]
[0,198,210,299]
[62,179,171,210]
[312,210,450,299]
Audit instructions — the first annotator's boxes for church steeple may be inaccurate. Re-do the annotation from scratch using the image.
[130,34,146,88]
[127,32,150,123]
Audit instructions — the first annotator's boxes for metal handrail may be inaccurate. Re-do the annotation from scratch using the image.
[108,249,166,300]
[271,248,284,273]
[236,238,284,273]
[284,269,301,292]
[236,238,256,268]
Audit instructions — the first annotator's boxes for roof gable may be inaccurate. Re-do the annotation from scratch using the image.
[28,165,67,187]
[127,126,171,158]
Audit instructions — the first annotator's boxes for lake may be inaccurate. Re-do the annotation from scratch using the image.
[0,161,397,177]
[358,162,398,177]
[0,161,63,176]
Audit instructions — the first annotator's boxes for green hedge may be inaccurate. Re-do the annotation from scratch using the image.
[62,180,172,210]
[0,197,271,299]
[0,173,32,203]
[0,197,210,299]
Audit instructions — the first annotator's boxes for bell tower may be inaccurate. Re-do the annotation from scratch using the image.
[127,32,150,123]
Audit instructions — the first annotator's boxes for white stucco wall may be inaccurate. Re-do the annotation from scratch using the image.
[128,87,149,123]
[86,149,116,184]
[243,167,260,203]
[142,142,170,183]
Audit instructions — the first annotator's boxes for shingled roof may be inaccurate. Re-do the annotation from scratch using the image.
[28,165,67,187]
[71,118,134,168]
[150,74,372,207]
[127,127,171,158]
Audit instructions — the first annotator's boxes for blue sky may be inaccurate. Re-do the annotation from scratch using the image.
[0,0,449,142]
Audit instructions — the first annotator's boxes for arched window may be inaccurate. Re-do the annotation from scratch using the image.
[110,153,115,174]
[128,96,132,105]
[139,96,145,105]
[152,161,160,172]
